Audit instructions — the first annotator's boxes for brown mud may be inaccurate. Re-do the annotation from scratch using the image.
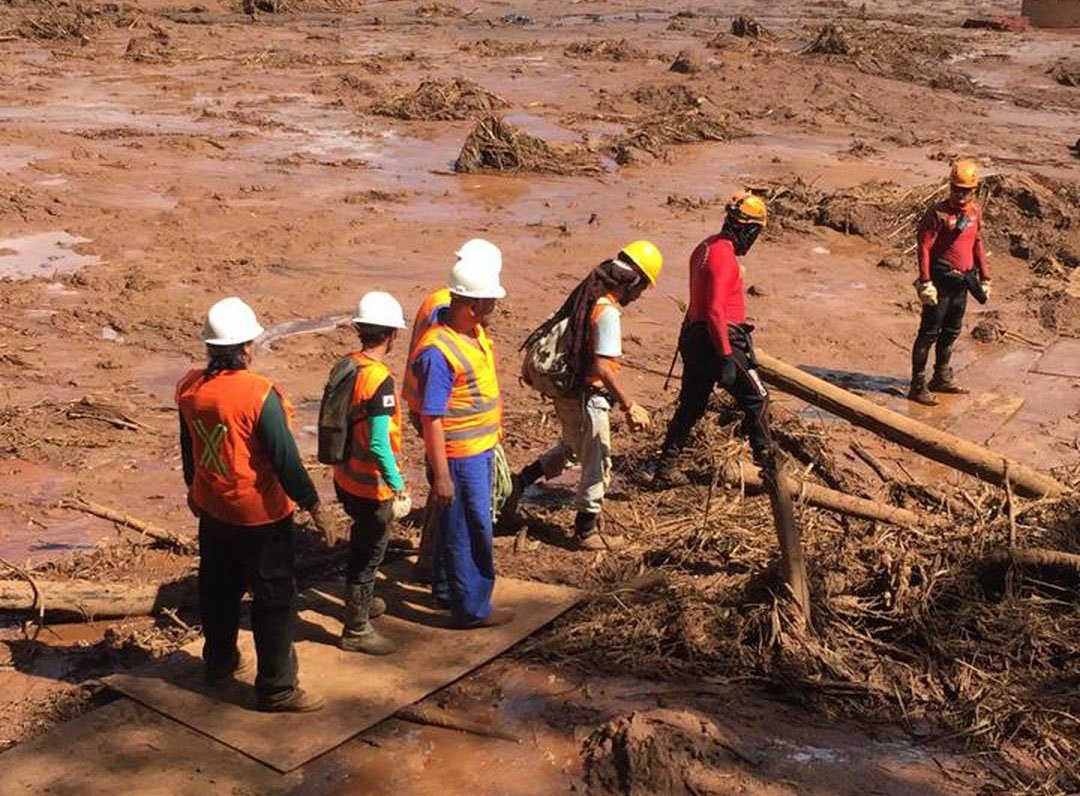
[0,0,1078,792]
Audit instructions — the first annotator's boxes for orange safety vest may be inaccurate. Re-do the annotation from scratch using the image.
[586,294,620,389]
[414,322,502,459]
[176,368,295,527]
[403,288,452,415]
[333,353,403,501]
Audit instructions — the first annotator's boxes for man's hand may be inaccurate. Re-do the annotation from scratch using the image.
[309,503,341,547]
[186,492,200,518]
[915,280,938,307]
[433,474,455,508]
[980,280,992,301]
[391,491,412,520]
[627,402,651,432]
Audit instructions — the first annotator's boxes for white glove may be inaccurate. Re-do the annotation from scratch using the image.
[980,280,992,301]
[914,280,937,307]
[391,491,412,520]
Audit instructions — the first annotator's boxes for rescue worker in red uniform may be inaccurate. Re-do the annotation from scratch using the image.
[653,194,772,487]
[908,159,992,405]
[177,297,337,713]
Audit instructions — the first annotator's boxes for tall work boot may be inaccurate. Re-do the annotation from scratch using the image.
[501,460,544,522]
[928,364,969,394]
[340,582,396,655]
[908,373,937,406]
[909,337,937,406]
[652,452,689,489]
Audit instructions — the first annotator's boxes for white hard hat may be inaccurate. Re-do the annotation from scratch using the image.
[352,291,406,329]
[202,297,265,346]
[456,238,503,274]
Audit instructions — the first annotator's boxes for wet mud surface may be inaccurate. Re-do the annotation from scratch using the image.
[0,0,1078,792]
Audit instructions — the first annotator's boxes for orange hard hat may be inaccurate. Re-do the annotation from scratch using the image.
[950,159,979,189]
[726,192,768,227]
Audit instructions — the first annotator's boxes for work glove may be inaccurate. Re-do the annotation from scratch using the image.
[914,279,938,307]
[391,491,412,521]
[980,280,991,301]
[309,502,341,547]
[626,402,651,432]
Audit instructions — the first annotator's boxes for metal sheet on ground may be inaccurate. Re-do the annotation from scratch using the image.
[2,698,297,796]
[104,566,581,773]
[1032,339,1080,378]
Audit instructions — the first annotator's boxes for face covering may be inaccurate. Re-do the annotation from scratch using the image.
[724,221,761,256]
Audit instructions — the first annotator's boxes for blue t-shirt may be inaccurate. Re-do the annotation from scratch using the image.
[414,346,455,417]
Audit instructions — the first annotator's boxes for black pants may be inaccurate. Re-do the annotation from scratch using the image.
[661,322,772,460]
[912,276,967,375]
[198,513,297,695]
[335,486,392,586]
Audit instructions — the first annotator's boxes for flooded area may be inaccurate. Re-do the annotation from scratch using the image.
[0,232,100,280]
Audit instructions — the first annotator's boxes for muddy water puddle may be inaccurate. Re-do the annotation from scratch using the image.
[0,232,100,280]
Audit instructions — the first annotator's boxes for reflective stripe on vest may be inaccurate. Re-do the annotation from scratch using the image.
[587,294,621,388]
[333,353,403,501]
[403,288,452,415]
[176,368,295,527]
[415,323,502,458]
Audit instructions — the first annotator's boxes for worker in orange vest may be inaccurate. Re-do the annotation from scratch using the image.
[412,242,514,628]
[403,240,502,584]
[177,297,337,713]
[329,292,412,655]
[510,242,661,549]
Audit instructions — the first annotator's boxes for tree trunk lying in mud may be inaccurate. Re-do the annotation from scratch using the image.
[978,547,1080,592]
[0,578,196,619]
[755,352,1068,499]
[730,462,924,527]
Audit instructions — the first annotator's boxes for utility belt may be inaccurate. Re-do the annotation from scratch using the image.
[931,260,987,304]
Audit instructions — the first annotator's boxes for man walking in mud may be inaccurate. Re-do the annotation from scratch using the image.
[177,297,337,713]
[652,193,773,486]
[908,159,991,405]
[509,241,662,549]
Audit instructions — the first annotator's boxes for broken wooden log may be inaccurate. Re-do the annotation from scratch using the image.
[761,458,811,621]
[59,498,195,553]
[978,547,1080,593]
[394,704,521,743]
[730,463,924,527]
[0,577,196,619]
[755,352,1068,499]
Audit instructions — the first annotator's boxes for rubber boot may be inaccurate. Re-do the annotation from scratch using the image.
[340,583,396,655]
[907,374,937,406]
[928,364,969,394]
[652,453,689,489]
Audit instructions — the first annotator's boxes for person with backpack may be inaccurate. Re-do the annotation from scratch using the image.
[320,292,413,655]
[907,159,991,405]
[177,297,337,713]
[412,244,514,628]
[510,241,662,550]
[652,193,773,487]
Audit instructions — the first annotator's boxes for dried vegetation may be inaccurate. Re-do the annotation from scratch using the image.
[454,116,602,176]
[373,78,509,121]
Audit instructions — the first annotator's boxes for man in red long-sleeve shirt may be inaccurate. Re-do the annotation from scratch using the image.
[654,194,772,486]
[908,159,992,405]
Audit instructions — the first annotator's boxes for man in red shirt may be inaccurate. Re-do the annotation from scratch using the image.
[653,194,772,487]
[909,159,992,405]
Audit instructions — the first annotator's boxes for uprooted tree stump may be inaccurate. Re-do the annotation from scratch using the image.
[454,116,602,175]
[802,24,851,55]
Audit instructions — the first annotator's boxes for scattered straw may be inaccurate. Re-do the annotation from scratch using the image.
[373,78,509,121]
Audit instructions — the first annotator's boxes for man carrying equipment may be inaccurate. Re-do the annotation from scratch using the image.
[177,297,337,713]
[327,292,412,655]
[413,243,515,628]
[908,159,991,406]
[653,194,773,486]
[511,241,661,550]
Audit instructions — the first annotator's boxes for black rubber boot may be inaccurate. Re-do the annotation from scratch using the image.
[908,374,938,406]
[340,583,396,655]
[928,365,969,394]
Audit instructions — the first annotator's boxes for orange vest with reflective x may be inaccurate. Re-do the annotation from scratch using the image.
[587,293,621,389]
[333,353,403,501]
[415,323,502,459]
[402,288,452,415]
[176,369,295,526]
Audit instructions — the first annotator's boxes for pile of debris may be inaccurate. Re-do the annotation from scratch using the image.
[731,14,771,39]
[565,39,650,62]
[631,83,705,113]
[10,1,97,42]
[801,23,850,55]
[372,78,509,121]
[516,402,1080,792]
[124,25,172,63]
[610,108,746,165]
[454,115,602,176]
[458,38,544,57]
[1049,58,1080,88]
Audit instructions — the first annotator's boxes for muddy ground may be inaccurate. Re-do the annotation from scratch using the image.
[0,0,1078,793]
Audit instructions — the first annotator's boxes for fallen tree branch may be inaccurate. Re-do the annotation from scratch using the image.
[756,352,1068,499]
[979,547,1080,592]
[59,497,195,553]
[394,703,521,743]
[0,577,196,619]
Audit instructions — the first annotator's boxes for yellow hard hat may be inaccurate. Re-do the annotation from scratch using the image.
[950,159,979,189]
[619,239,663,285]
[727,192,768,227]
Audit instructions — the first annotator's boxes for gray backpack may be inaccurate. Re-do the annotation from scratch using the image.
[317,356,361,465]
[520,315,576,399]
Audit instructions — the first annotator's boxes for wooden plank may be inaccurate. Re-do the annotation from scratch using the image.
[104,567,581,772]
